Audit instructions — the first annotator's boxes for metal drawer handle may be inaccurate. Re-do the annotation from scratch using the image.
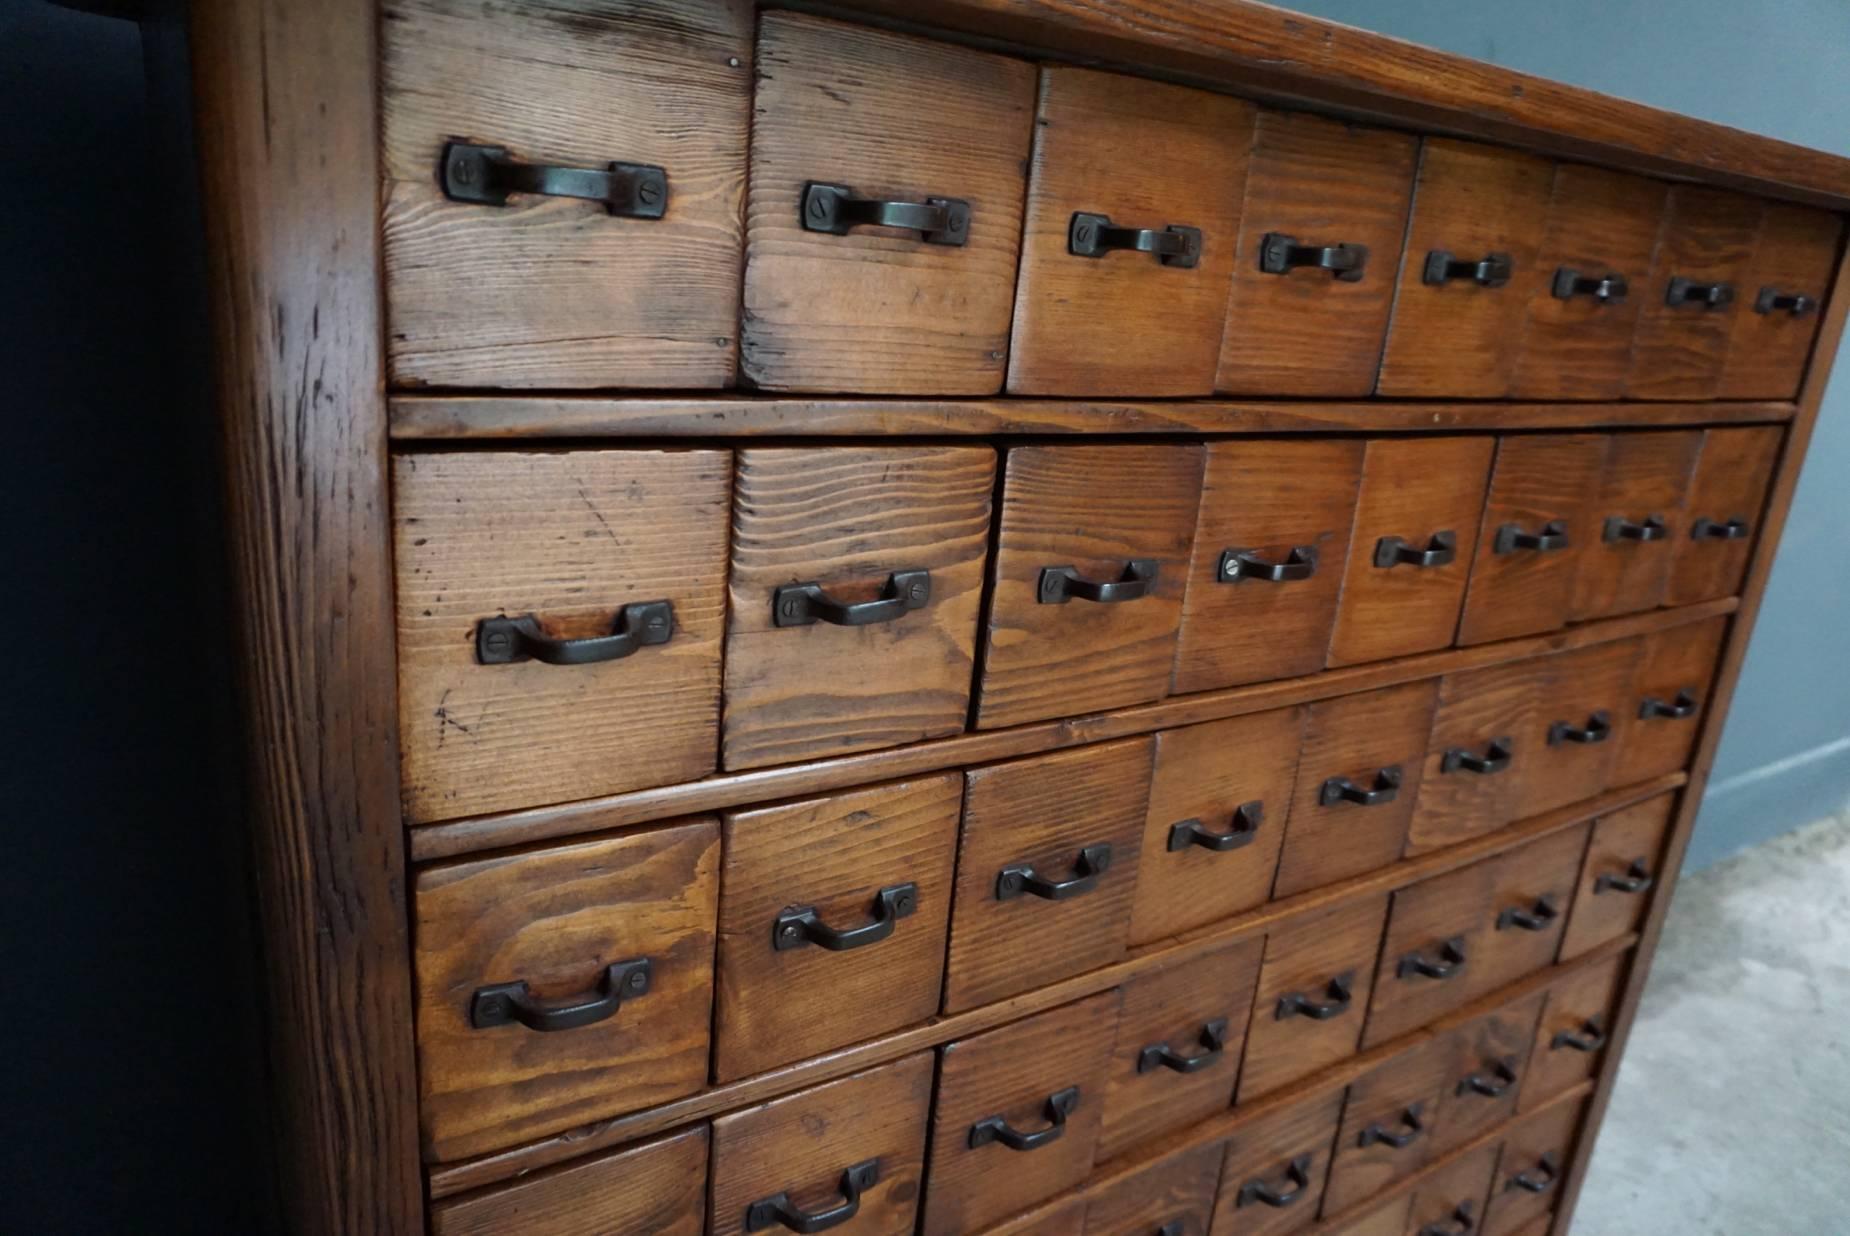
[1458,1056,1520,1098]
[1259,232,1368,281]
[1665,276,1734,308]
[1418,1201,1477,1236]
[1756,286,1817,316]
[1424,250,1513,287]
[1276,972,1354,1021]
[1155,1223,1184,1236]
[1442,737,1514,776]
[1219,545,1317,584]
[1552,267,1628,303]
[1238,1154,1314,1209]
[803,181,969,246]
[1358,1102,1426,1150]
[1320,767,1403,808]
[773,570,931,628]
[968,1086,1079,1152]
[1168,802,1264,853]
[1138,1017,1229,1075]
[746,1159,879,1234]
[1553,1017,1608,1053]
[1374,530,1457,568]
[1691,516,1752,541]
[1038,559,1158,604]
[1549,711,1612,746]
[1493,519,1570,554]
[1069,211,1202,268]
[1508,1152,1561,1194]
[1398,936,1468,981]
[1604,514,1668,543]
[773,883,917,953]
[441,141,667,218]
[996,844,1112,902]
[1497,894,1561,932]
[1640,689,1700,721]
[1595,858,1655,895]
[470,957,651,1033]
[476,601,673,666]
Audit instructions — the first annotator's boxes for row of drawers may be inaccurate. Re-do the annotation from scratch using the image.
[382,5,1843,400]
[395,429,1771,821]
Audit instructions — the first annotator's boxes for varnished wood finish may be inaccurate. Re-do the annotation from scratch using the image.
[1085,1143,1225,1236]
[1617,615,1730,784]
[1320,1195,1409,1236]
[1426,995,1544,1155]
[1208,1086,1346,1236]
[1363,852,1498,1050]
[1456,435,1605,646]
[1239,896,1389,1101]
[1322,1036,1453,1212]
[1473,826,1586,996]
[1515,640,1639,821]
[1625,187,1764,400]
[1401,1141,1499,1236]
[429,1126,708,1236]
[1558,794,1676,962]
[1568,432,1701,622]
[1483,1100,1583,1236]
[1664,425,1785,606]
[1407,658,1548,856]
[1719,204,1845,399]
[1520,959,1625,1114]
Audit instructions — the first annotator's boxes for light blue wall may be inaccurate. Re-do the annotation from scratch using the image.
[1279,0,1850,868]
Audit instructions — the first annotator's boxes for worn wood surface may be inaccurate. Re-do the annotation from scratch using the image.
[1615,615,1729,784]
[1514,640,1638,821]
[1207,1085,1345,1236]
[1402,1141,1499,1236]
[1484,1099,1583,1236]
[1567,432,1701,622]
[1456,435,1605,646]
[1472,826,1586,998]
[1084,1142,1224,1236]
[1407,658,1548,856]
[1719,204,1845,399]
[1558,793,1675,962]
[1664,425,1784,606]
[1238,895,1389,1101]
[1518,957,1624,1115]
[430,1127,706,1235]
[1425,994,1544,1156]
[1321,1035,1453,1212]
[1363,849,1498,1050]
[1625,187,1764,400]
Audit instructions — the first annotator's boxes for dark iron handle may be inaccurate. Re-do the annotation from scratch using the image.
[1553,1017,1609,1053]
[802,181,969,245]
[1665,276,1734,308]
[441,141,667,218]
[1691,516,1752,541]
[1549,711,1612,746]
[470,957,651,1033]
[1640,689,1700,721]
[772,883,917,953]
[1237,1154,1313,1209]
[1552,266,1628,303]
[1595,858,1655,895]
[1442,737,1514,776]
[968,1086,1079,1152]
[476,601,673,666]
[997,844,1112,902]
[773,570,931,628]
[1038,559,1158,604]
[1219,545,1317,583]
[1358,1102,1426,1150]
[1155,1223,1184,1236]
[1604,514,1669,543]
[1494,519,1570,554]
[1259,232,1368,281]
[1276,972,1354,1021]
[1138,1018,1229,1075]
[745,1159,879,1234]
[1418,1201,1477,1236]
[1458,1056,1519,1098]
[1497,894,1561,932]
[1374,530,1457,568]
[1424,250,1513,287]
[1398,936,1467,981]
[1509,1152,1561,1195]
[1168,802,1264,853]
[1069,212,1202,268]
[1756,286,1817,316]
[1320,767,1403,807]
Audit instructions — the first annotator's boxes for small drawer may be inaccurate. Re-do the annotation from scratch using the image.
[1522,957,1626,1112]
[1625,186,1762,400]
[1175,440,1366,693]
[394,450,730,822]
[714,774,962,1081]
[429,1126,708,1236]
[1322,1036,1454,1214]
[1720,204,1844,399]
[1457,435,1606,646]
[1239,896,1390,1101]
[414,819,719,1161]
[1404,1141,1501,1236]
[1329,438,1496,667]
[1216,110,1418,396]
[1208,1087,1346,1236]
[379,0,751,390]
[1560,794,1676,961]
[986,1198,1088,1236]
[924,992,1120,1236]
[1131,709,1306,946]
[1277,681,1438,897]
[741,13,1035,393]
[1514,639,1641,821]
[1664,426,1783,606]
[976,445,1205,729]
[1365,856,1498,1048]
[1408,658,1549,857]
[1568,432,1702,622]
[1508,165,1667,400]
[1474,824,1590,995]
[1427,993,1546,1155]
[1007,67,1254,396]
[1483,1099,1585,1236]
[1319,1196,1409,1236]
[1085,1143,1225,1236]
[1376,140,1555,397]
[945,740,1152,1012]
[1099,937,1265,1161]
[709,1053,933,1236]
[1617,616,1728,784]
[722,446,996,770]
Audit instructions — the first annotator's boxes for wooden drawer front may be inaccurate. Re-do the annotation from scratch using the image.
[1428,993,1546,1155]
[1625,186,1762,400]
[380,0,750,390]
[1329,438,1495,667]
[1320,1196,1410,1236]
[1131,709,1306,946]
[1376,140,1555,397]
[1176,440,1365,693]
[1208,1087,1346,1236]
[1008,68,1254,396]
[1407,659,1547,857]
[1720,204,1845,399]
[1515,639,1641,821]
[1240,896,1390,1101]
[1665,425,1783,606]
[925,993,1120,1236]
[1508,166,1667,400]
[1618,615,1728,784]
[742,13,1035,394]
[414,819,719,1161]
[1483,1100,1584,1236]
[714,775,962,1081]
[1100,937,1265,1160]
[1560,794,1675,961]
[1457,435,1605,646]
[722,446,995,770]
[946,740,1152,1012]
[1474,824,1589,995]
[1404,1141,1501,1236]
[1216,111,1418,396]
[1322,1036,1454,1214]
[1085,1143,1225,1236]
[1568,432,1702,622]
[1364,857,1497,1048]
[429,1126,708,1236]
[394,450,730,823]
[987,1198,1088,1236]
[709,1054,933,1236]
[1522,957,1625,1112]
[976,445,1205,729]
[1277,681,1438,897]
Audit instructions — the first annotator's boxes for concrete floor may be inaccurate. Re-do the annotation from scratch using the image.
[1571,811,1850,1234]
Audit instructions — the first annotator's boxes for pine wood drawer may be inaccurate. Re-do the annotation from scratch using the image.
[1616,615,1729,784]
[1522,958,1626,1112]
[413,819,719,1161]
[1625,186,1763,400]
[985,1198,1089,1236]
[709,1053,933,1236]
[1483,1099,1585,1236]
[1404,1141,1501,1236]
[1321,1196,1410,1236]
[1664,426,1783,606]
[1239,896,1390,1101]
[1007,68,1253,396]
[1364,854,1498,1049]
[722,446,995,770]
[393,449,730,822]
[428,1126,708,1236]
[1085,1143,1225,1236]
[1568,432,1702,622]
[1719,204,1845,399]
[1514,640,1640,821]
[1560,794,1675,961]
[1473,824,1589,995]
[1426,993,1546,1155]
[1408,658,1549,857]
[741,13,1035,393]
[1322,1036,1454,1214]
[1208,1087,1346,1236]
[713,775,961,1081]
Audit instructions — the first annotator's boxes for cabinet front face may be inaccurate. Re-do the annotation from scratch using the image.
[1665,426,1784,607]
[1208,1087,1346,1236]
[1429,993,1546,1154]
[1240,897,1390,1101]
[1570,432,1701,622]
[1084,1144,1225,1236]
[1322,1036,1453,1213]
[1618,616,1729,784]
[1561,794,1676,961]
[1626,186,1763,400]
[429,1127,709,1236]
[1720,204,1844,399]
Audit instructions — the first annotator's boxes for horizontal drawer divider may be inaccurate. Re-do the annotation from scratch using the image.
[409,600,1731,862]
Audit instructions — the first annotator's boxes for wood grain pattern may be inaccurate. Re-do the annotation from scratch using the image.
[1425,994,1544,1156]
[1519,960,1624,1114]
[1085,1143,1225,1236]
[1482,1099,1584,1236]
[1322,1035,1454,1213]
[1615,615,1729,784]
[1719,204,1845,399]
[722,446,995,770]
[1625,187,1763,400]
[1319,1195,1409,1236]
[1208,1085,1346,1236]
[985,1196,1089,1236]
[1401,1141,1499,1236]
[1456,435,1605,646]
[1008,67,1254,395]
[713,775,962,1081]
[1664,425,1784,606]
[1472,825,1588,997]
[429,1126,707,1236]
[1513,640,1640,821]
[1216,110,1417,396]
[379,0,750,389]
[741,13,1035,393]
[1568,431,1701,622]
[1363,852,1498,1050]
[1239,896,1389,1101]
[1558,794,1675,962]
[1407,658,1549,856]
